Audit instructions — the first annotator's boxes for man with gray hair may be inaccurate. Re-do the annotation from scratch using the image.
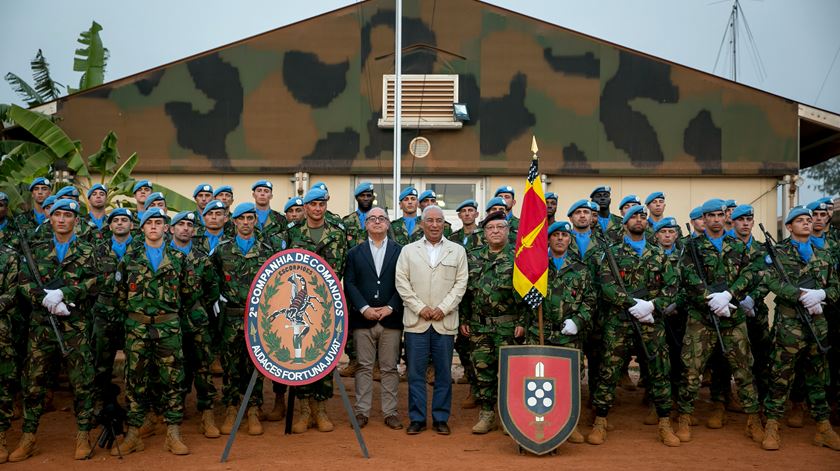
[396,206,468,435]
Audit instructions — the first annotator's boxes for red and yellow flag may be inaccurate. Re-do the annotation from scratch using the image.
[513,136,548,309]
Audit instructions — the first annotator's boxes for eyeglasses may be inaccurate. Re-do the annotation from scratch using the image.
[367,216,389,223]
[484,223,508,231]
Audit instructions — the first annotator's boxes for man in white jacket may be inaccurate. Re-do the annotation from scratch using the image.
[395,205,468,435]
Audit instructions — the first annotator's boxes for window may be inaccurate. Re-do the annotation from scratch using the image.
[377,74,462,129]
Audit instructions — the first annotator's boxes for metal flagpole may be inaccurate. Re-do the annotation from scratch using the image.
[392,0,402,218]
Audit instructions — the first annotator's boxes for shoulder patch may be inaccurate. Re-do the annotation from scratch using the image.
[287,222,296,229]
[765,255,772,266]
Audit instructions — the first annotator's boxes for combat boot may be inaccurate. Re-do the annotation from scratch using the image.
[658,417,681,447]
[199,409,220,438]
[0,431,6,463]
[219,405,238,435]
[74,430,92,460]
[461,390,477,409]
[266,393,286,421]
[313,399,334,432]
[138,412,159,438]
[644,405,658,425]
[111,426,144,456]
[675,414,692,442]
[813,420,840,450]
[247,406,264,435]
[471,410,497,434]
[745,413,765,443]
[726,394,744,413]
[586,417,608,445]
[568,427,584,444]
[8,432,35,462]
[292,399,313,433]
[164,424,189,455]
[210,356,223,376]
[762,419,780,450]
[339,359,359,377]
[787,402,805,428]
[706,402,727,429]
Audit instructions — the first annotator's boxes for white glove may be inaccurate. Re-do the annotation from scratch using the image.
[561,319,578,336]
[41,289,64,310]
[50,302,71,317]
[638,312,655,324]
[799,288,826,309]
[807,303,824,316]
[663,303,677,316]
[213,302,220,316]
[714,304,732,318]
[740,295,756,318]
[628,298,655,321]
[706,291,733,313]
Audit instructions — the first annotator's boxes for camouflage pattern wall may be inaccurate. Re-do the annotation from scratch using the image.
[54,0,799,177]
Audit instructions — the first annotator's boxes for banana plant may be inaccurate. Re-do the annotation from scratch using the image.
[67,21,108,94]
[4,49,63,106]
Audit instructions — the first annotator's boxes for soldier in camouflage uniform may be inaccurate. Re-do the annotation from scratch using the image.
[252,180,288,239]
[309,182,344,227]
[212,185,236,237]
[112,208,193,456]
[493,186,520,235]
[342,181,375,249]
[13,177,52,238]
[212,202,280,437]
[590,186,623,243]
[169,211,221,439]
[192,183,214,224]
[760,206,840,451]
[674,199,765,445]
[284,196,305,223]
[545,192,558,225]
[485,197,516,245]
[459,211,525,434]
[86,184,109,231]
[132,180,153,221]
[10,199,99,462]
[389,187,420,246]
[586,205,681,447]
[285,188,347,433]
[0,240,19,463]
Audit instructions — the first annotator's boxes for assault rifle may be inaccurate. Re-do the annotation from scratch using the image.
[683,224,728,354]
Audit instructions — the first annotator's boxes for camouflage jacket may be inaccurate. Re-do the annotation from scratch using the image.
[342,210,368,249]
[389,215,421,246]
[537,253,595,344]
[449,226,484,251]
[183,244,220,324]
[285,220,347,275]
[13,210,45,239]
[91,239,124,320]
[19,235,100,321]
[116,243,194,317]
[0,220,21,249]
[0,244,19,313]
[256,209,288,240]
[597,240,678,321]
[212,237,279,308]
[680,233,757,327]
[593,213,624,243]
[742,237,771,317]
[763,238,839,319]
[461,245,525,333]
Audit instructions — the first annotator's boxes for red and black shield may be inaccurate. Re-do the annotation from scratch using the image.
[498,345,581,455]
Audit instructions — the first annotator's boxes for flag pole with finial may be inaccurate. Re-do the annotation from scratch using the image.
[531,136,545,346]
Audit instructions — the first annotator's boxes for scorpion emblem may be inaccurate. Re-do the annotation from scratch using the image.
[267,273,320,364]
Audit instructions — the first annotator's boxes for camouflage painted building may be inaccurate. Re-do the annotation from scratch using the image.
[26,0,840,223]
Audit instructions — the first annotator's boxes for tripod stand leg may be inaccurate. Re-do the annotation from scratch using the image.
[220,369,259,463]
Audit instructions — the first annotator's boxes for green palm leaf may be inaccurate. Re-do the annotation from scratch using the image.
[31,49,63,102]
[8,105,80,161]
[71,21,108,92]
[4,72,42,106]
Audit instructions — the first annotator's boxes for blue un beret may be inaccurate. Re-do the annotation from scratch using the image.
[311,182,328,193]
[622,205,647,225]
[567,199,590,217]
[545,192,558,201]
[486,196,506,212]
[171,210,197,226]
[725,199,737,209]
[29,177,50,191]
[816,196,833,207]
[456,199,477,212]
[231,202,257,219]
[0,192,7,203]
[87,183,108,198]
[785,206,812,225]
[107,208,132,223]
[645,191,665,205]
[284,197,304,212]
[806,200,829,212]
[494,185,515,198]
[354,181,374,197]
[202,200,226,216]
[418,190,436,203]
[588,201,600,212]
[618,195,641,210]
[399,187,418,201]
[548,221,572,236]
[55,186,80,199]
[590,185,611,198]
[132,180,152,194]
[731,204,754,220]
[213,185,233,197]
[689,206,703,220]
[251,180,273,191]
[49,199,80,215]
[653,217,678,233]
[140,207,167,227]
[303,188,328,204]
[701,198,727,215]
[143,192,165,210]
[193,183,213,198]
[41,195,58,209]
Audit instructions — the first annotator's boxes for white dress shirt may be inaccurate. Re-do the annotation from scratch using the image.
[423,237,444,266]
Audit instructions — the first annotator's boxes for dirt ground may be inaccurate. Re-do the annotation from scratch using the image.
[4,359,837,471]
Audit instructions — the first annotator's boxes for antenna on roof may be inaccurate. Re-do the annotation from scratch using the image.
[711,0,766,83]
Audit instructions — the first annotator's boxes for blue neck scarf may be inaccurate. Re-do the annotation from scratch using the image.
[198,212,205,226]
[90,213,106,230]
[707,233,725,253]
[144,243,164,272]
[744,234,753,250]
[236,235,255,255]
[111,235,132,260]
[170,239,192,255]
[34,209,46,225]
[53,235,76,263]
[574,230,591,257]
[356,208,368,226]
[551,254,566,271]
[623,235,646,257]
[404,216,417,235]
[598,215,610,232]
[810,234,826,250]
[725,227,736,238]
[506,212,513,221]
[790,239,813,264]
[255,208,270,229]
[0,219,6,231]
[137,210,145,222]
[664,246,675,255]
[205,231,222,252]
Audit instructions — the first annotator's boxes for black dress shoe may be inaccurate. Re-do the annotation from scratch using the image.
[433,421,451,435]
[406,421,426,435]
[354,414,368,428]
[385,415,404,430]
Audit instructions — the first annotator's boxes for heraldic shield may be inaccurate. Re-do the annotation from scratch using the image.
[498,345,581,455]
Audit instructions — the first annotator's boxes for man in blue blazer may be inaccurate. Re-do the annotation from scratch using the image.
[344,207,404,430]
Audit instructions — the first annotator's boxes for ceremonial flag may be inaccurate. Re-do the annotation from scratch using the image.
[513,136,548,309]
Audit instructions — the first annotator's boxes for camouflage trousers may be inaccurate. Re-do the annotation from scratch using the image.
[124,316,185,427]
[665,310,688,400]
[22,312,95,433]
[92,307,124,406]
[293,376,333,401]
[0,313,15,432]
[583,315,605,403]
[592,316,672,417]
[182,310,217,411]
[763,312,831,422]
[677,317,760,415]
[709,310,773,404]
[221,314,263,407]
[455,331,476,387]
[468,324,516,411]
